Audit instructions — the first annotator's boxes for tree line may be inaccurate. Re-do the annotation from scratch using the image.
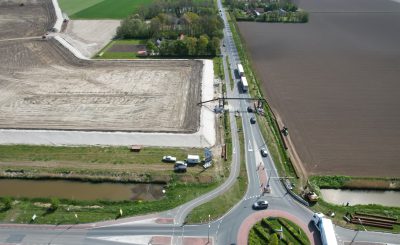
[226,0,308,23]
[146,34,220,57]
[115,0,224,56]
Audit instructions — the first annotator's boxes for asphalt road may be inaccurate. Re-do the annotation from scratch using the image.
[1,0,400,244]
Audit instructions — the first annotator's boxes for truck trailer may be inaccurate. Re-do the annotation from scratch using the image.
[237,64,244,77]
[312,213,338,245]
[241,76,248,92]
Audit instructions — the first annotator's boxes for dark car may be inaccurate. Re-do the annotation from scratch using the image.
[247,106,253,113]
[253,200,269,210]
[250,117,256,124]
[174,164,187,173]
[260,148,268,157]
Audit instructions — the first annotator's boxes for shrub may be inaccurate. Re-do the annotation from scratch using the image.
[50,197,60,211]
[2,197,12,210]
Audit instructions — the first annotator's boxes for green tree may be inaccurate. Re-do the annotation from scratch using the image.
[174,40,188,56]
[50,197,60,212]
[269,233,279,245]
[208,37,220,56]
[146,40,158,54]
[184,37,198,56]
[149,17,161,37]
[197,34,209,55]
[116,17,149,39]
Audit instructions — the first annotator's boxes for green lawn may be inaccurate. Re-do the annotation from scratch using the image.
[71,0,152,19]
[0,145,201,165]
[58,0,104,16]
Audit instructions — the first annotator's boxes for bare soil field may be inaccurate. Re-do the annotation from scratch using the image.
[0,39,202,133]
[60,19,120,58]
[238,0,400,177]
[0,0,203,134]
[0,0,55,39]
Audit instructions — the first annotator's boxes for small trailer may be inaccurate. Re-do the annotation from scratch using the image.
[187,155,200,165]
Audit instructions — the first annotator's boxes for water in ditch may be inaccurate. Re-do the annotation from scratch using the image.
[0,179,164,201]
[320,189,400,207]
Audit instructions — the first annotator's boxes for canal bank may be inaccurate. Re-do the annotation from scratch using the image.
[308,175,400,233]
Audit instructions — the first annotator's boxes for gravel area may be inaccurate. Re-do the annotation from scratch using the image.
[59,19,120,58]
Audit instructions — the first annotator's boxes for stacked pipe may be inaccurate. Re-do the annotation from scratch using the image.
[350,212,399,229]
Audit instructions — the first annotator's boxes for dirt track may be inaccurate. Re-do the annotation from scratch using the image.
[238,0,400,177]
[0,0,202,133]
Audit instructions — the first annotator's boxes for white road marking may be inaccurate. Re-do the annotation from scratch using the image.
[248,139,253,151]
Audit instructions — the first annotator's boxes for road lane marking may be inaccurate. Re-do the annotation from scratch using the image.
[248,139,253,151]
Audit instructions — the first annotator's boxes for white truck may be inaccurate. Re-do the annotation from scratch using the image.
[237,64,244,76]
[312,213,338,245]
[241,76,248,92]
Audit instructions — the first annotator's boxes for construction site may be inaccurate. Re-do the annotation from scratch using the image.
[0,0,211,140]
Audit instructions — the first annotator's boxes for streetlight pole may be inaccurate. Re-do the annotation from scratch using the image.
[208,214,211,244]
[350,218,367,244]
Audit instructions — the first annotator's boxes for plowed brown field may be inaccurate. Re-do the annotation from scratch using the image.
[238,0,400,177]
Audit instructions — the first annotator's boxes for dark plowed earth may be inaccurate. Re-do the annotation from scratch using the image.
[0,0,203,134]
[238,0,400,177]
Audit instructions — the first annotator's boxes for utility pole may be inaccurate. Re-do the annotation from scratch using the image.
[208,214,211,244]
[351,218,367,244]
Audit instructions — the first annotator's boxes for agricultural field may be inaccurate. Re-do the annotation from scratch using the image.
[0,0,203,133]
[59,0,151,19]
[238,0,400,177]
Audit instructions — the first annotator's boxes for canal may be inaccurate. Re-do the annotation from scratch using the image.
[320,189,400,207]
[0,179,164,201]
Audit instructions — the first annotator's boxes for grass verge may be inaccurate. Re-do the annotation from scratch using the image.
[0,145,201,165]
[226,56,234,90]
[213,57,224,80]
[0,182,218,224]
[185,116,247,223]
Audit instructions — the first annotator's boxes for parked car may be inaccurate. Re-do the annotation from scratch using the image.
[260,148,268,157]
[252,200,269,210]
[247,106,253,113]
[162,156,176,163]
[250,117,256,124]
[174,161,187,167]
[174,164,187,173]
[285,179,293,190]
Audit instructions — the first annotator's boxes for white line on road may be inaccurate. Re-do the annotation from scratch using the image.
[248,139,253,151]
